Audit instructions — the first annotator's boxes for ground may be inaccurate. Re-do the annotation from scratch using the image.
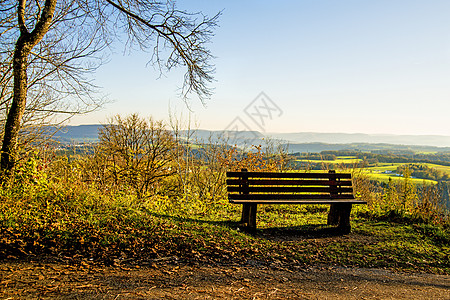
[1,257,449,299]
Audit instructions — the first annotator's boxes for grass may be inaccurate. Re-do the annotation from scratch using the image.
[363,172,437,184]
[296,156,362,164]
[157,206,450,274]
[0,154,449,275]
[1,183,449,274]
[423,163,450,174]
[123,206,450,274]
[361,162,450,184]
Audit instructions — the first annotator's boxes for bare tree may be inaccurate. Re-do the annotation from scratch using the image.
[98,114,176,198]
[0,0,219,176]
[1,0,57,173]
[1,2,107,158]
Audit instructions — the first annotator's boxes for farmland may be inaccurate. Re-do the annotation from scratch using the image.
[361,163,438,184]
[292,151,450,185]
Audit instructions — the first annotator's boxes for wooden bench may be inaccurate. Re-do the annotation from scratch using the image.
[226,169,366,234]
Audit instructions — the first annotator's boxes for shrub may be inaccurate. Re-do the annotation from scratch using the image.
[87,114,176,198]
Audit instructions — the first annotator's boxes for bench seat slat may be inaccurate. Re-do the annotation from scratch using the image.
[227,186,354,193]
[229,193,355,200]
[226,179,353,186]
[229,199,367,204]
[226,171,352,179]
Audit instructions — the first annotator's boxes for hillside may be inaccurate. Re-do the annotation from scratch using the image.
[51,124,102,143]
[269,132,450,148]
[285,142,450,154]
[51,125,450,153]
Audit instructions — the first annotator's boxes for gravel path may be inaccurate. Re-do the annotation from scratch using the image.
[1,259,449,299]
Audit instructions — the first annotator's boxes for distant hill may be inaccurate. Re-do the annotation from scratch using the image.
[285,142,450,154]
[52,124,102,143]
[184,130,450,151]
[179,129,264,146]
[268,132,450,148]
[49,125,450,152]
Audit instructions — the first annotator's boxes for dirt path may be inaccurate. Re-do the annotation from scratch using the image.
[1,258,449,299]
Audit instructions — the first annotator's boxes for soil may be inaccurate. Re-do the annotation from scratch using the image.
[1,257,449,299]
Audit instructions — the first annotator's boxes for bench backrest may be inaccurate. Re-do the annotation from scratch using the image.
[226,170,356,204]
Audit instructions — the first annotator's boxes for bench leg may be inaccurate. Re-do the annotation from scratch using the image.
[241,204,250,226]
[327,204,340,226]
[240,203,257,233]
[327,203,352,234]
[337,203,352,234]
[249,204,257,231]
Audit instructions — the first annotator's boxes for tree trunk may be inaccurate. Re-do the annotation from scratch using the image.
[0,41,29,173]
[0,0,57,177]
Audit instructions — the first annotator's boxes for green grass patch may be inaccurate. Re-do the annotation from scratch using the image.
[296,156,362,164]
[360,164,438,184]
[1,183,448,274]
[422,163,450,175]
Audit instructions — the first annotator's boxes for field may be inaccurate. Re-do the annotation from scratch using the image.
[424,163,450,174]
[296,156,450,184]
[362,163,437,184]
[296,156,362,165]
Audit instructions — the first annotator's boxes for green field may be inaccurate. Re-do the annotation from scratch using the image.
[296,156,362,165]
[423,163,450,174]
[361,162,450,184]
[361,169,436,184]
[296,157,450,185]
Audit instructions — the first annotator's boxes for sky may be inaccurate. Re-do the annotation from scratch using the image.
[70,0,450,136]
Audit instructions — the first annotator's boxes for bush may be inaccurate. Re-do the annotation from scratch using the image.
[83,114,176,198]
[353,171,449,226]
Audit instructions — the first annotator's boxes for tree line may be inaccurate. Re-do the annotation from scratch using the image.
[397,164,450,182]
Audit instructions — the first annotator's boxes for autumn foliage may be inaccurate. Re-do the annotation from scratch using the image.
[0,114,448,273]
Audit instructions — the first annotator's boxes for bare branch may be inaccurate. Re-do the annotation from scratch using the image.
[104,0,219,102]
[18,0,28,34]
[0,0,219,174]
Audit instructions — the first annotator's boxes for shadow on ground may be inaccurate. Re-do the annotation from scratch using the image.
[149,211,347,241]
[257,224,349,241]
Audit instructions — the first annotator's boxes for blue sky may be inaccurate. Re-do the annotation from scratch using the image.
[71,1,450,136]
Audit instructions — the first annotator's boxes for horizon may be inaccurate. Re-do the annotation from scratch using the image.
[62,124,450,138]
[54,125,450,148]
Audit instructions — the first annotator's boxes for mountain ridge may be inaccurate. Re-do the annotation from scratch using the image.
[267,132,450,148]
[50,125,450,150]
